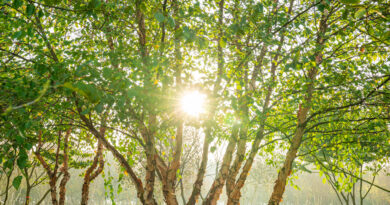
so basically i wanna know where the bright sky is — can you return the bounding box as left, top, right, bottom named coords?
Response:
left=180, top=90, right=206, bottom=116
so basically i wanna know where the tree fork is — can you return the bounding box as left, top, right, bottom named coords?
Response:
left=226, top=0, right=295, bottom=203
left=77, top=106, right=147, bottom=204
left=81, top=127, right=105, bottom=205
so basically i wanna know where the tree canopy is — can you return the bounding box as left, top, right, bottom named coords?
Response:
left=1, top=0, right=389, bottom=204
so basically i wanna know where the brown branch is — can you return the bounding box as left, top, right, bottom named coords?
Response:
left=34, top=13, right=59, bottom=62
left=75, top=99, right=146, bottom=204
left=0, top=48, right=36, bottom=63
left=59, top=127, right=71, bottom=205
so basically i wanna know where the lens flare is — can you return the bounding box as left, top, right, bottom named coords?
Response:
left=180, top=91, right=206, bottom=116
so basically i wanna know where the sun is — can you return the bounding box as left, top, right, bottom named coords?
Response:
left=180, top=91, right=206, bottom=116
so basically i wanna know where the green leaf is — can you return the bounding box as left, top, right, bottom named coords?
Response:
left=103, top=67, right=112, bottom=79
left=38, top=9, right=44, bottom=18
left=167, top=16, right=175, bottom=27
left=95, top=102, right=104, bottom=113
left=63, top=82, right=100, bottom=103
left=220, top=37, right=226, bottom=48
left=355, top=8, right=365, bottom=19
left=337, top=176, right=343, bottom=183
left=26, top=4, right=35, bottom=16
left=15, top=135, right=24, bottom=145
left=81, top=108, right=91, bottom=115
left=93, top=0, right=102, bottom=8
left=340, top=0, right=360, bottom=5
left=197, top=37, right=209, bottom=49
left=25, top=143, right=32, bottom=150
left=13, top=31, right=23, bottom=39
left=17, top=154, right=28, bottom=169
left=12, top=176, right=23, bottom=189
left=342, top=9, right=350, bottom=19
left=317, top=4, right=325, bottom=12
left=154, top=12, right=165, bottom=23
left=256, top=3, right=264, bottom=13
left=89, top=0, right=101, bottom=9
left=182, top=27, right=195, bottom=42
left=117, top=184, right=122, bottom=194
left=12, top=0, right=23, bottom=9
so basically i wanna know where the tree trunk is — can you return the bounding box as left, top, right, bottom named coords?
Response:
left=227, top=133, right=263, bottom=205
left=161, top=1, right=183, bottom=202
left=142, top=114, right=158, bottom=205
left=267, top=53, right=318, bottom=205
left=77, top=110, right=147, bottom=204
left=161, top=124, right=182, bottom=205
left=144, top=141, right=157, bottom=205
left=24, top=186, right=31, bottom=205
left=162, top=181, right=179, bottom=205
left=203, top=126, right=239, bottom=205
left=268, top=8, right=328, bottom=204
left=81, top=127, right=105, bottom=205
left=226, top=0, right=294, bottom=203
left=188, top=1, right=225, bottom=204
left=49, top=177, right=58, bottom=205
left=3, top=166, right=14, bottom=205
left=226, top=126, right=247, bottom=197
left=59, top=128, right=71, bottom=205
left=35, top=130, right=59, bottom=205
left=101, top=1, right=150, bottom=202
left=226, top=129, right=246, bottom=205
left=24, top=167, right=31, bottom=205
left=81, top=155, right=98, bottom=205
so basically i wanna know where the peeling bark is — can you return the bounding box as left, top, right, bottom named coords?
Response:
left=59, top=128, right=71, bottom=205
left=144, top=138, right=157, bottom=205
left=35, top=131, right=58, bottom=205
left=81, top=126, right=105, bottom=205
left=34, top=127, right=72, bottom=205
left=161, top=1, right=182, bottom=202
left=77, top=107, right=146, bottom=204
left=203, top=126, right=239, bottom=205
left=162, top=122, right=182, bottom=205
left=187, top=1, right=225, bottom=204
left=268, top=8, right=328, bottom=204
left=226, top=126, right=247, bottom=198
left=227, top=1, right=295, bottom=203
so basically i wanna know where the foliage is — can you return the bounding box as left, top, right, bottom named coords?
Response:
left=0, top=0, right=389, bottom=204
